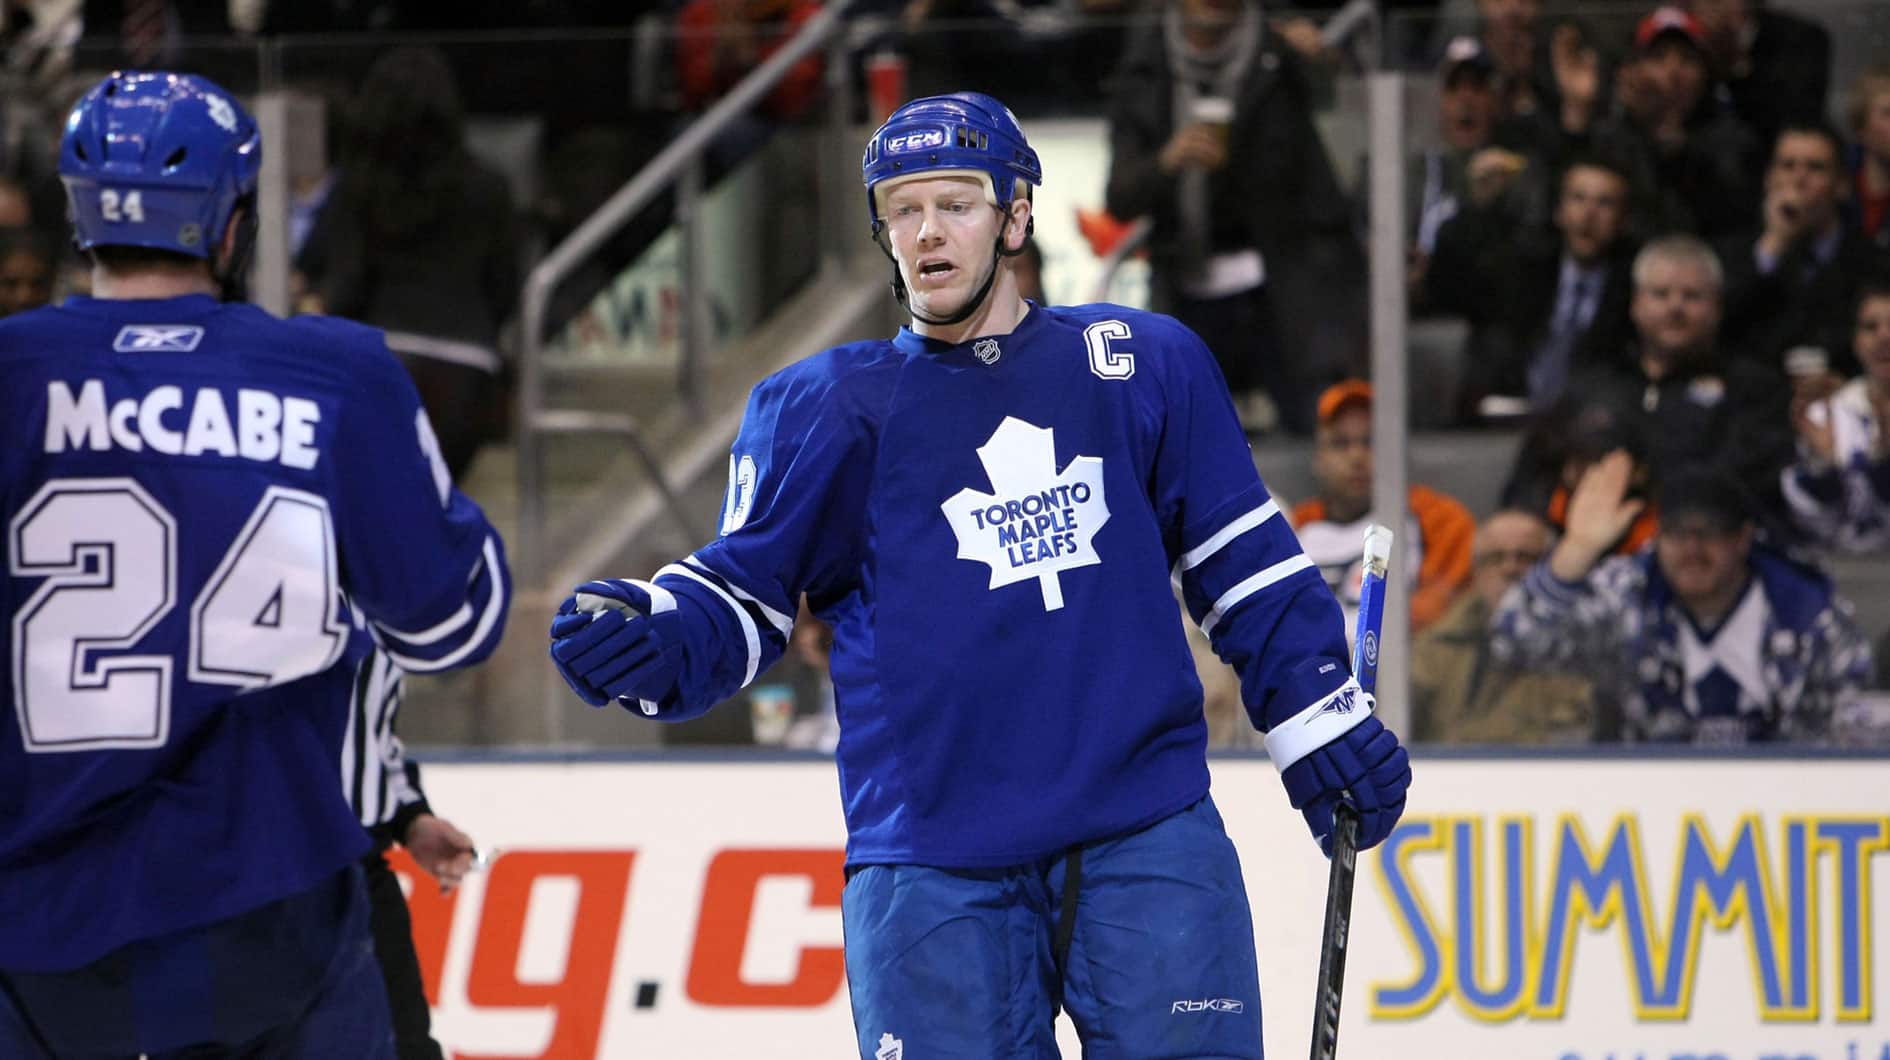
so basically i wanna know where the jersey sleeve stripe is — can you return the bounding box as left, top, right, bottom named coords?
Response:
left=1172, top=499, right=1281, bottom=579
left=657, top=562, right=763, bottom=688
left=684, top=554, right=793, bottom=637
left=373, top=600, right=472, bottom=647
left=1200, top=553, right=1317, bottom=636
left=380, top=536, right=507, bottom=673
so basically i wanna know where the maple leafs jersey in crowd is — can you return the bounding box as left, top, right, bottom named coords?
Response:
left=0, top=295, right=509, bottom=972
left=647, top=303, right=1352, bottom=867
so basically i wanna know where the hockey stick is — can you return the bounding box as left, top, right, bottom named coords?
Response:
left=1309, top=522, right=1391, bottom=1060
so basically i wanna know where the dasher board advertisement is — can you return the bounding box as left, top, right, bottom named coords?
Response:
left=397, top=755, right=1889, bottom=1059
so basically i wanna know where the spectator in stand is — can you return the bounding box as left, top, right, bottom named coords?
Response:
left=1105, top=0, right=1361, bottom=435
left=1848, top=67, right=1890, bottom=251
left=676, top=0, right=823, bottom=122
left=1559, top=233, right=1796, bottom=538
left=782, top=598, right=840, bottom=751
left=1687, top=0, right=1831, bottom=152
left=1291, top=380, right=1476, bottom=637
left=1781, top=281, right=1890, bottom=552
left=1721, top=122, right=1890, bottom=377
left=1412, top=509, right=1598, bottom=743
left=78, top=0, right=230, bottom=67
left=1013, top=234, right=1045, bottom=304
left=300, top=45, right=520, bottom=482
left=1501, top=392, right=1661, bottom=555
left=1410, top=36, right=1511, bottom=265
left=1494, top=457, right=1873, bottom=745
left=1473, top=0, right=1554, bottom=125
left=1434, top=152, right=1637, bottom=420
left=0, top=225, right=53, bottom=317
left=0, top=178, right=29, bottom=229
left=1593, top=7, right=1761, bottom=241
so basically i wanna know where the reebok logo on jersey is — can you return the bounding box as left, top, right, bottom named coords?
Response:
left=113, top=325, right=205, bottom=352
left=1172, top=998, right=1245, bottom=1014
left=940, top=417, right=1110, bottom=612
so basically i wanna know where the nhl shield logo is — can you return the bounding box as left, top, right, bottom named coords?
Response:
left=972, top=338, right=1001, bottom=365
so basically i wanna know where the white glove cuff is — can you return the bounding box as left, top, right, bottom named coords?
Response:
left=1263, top=677, right=1374, bottom=772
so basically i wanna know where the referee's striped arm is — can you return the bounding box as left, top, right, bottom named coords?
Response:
left=340, top=649, right=428, bottom=830
left=370, top=535, right=508, bottom=673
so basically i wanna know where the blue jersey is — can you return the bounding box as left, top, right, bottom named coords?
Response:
left=650, top=304, right=1351, bottom=866
left=0, top=294, right=509, bottom=972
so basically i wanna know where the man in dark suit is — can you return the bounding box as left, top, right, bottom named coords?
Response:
left=1689, top=0, right=1832, bottom=153
left=1721, top=122, right=1890, bottom=377
left=1431, top=153, right=1638, bottom=422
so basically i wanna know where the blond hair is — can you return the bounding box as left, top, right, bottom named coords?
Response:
left=1632, top=233, right=1723, bottom=293
left=1847, top=66, right=1890, bottom=135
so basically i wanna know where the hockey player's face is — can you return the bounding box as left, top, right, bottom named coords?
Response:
left=884, top=175, right=1005, bottom=319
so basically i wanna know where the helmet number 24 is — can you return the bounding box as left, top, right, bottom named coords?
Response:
left=99, top=189, right=145, bottom=223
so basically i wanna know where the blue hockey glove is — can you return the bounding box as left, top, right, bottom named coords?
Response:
left=1266, top=681, right=1410, bottom=856
left=547, top=579, right=684, bottom=713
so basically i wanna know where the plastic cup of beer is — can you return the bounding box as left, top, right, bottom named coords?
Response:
left=1191, top=96, right=1234, bottom=148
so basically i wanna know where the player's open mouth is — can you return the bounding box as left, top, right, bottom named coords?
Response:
left=917, top=260, right=956, bottom=283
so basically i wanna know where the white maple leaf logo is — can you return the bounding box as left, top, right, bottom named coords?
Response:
left=940, top=416, right=1110, bottom=611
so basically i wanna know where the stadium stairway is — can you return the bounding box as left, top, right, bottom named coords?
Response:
left=399, top=253, right=897, bottom=748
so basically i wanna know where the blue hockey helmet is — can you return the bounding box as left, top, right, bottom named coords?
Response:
left=59, top=71, right=261, bottom=260
left=861, top=92, right=1042, bottom=233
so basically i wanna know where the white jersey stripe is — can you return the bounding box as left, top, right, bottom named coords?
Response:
left=658, top=563, right=763, bottom=688
left=382, top=537, right=506, bottom=673
left=1172, top=499, right=1281, bottom=581
left=685, top=554, right=793, bottom=637
left=1200, top=553, right=1315, bottom=636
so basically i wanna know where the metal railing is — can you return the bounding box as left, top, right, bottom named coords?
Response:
left=514, top=0, right=861, bottom=584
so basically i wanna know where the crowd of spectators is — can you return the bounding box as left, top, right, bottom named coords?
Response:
left=0, top=0, right=1882, bottom=749
left=1395, top=0, right=1889, bottom=747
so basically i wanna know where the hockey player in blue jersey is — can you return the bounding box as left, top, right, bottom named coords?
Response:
left=549, top=92, right=1409, bottom=1058
left=0, top=72, right=510, bottom=1058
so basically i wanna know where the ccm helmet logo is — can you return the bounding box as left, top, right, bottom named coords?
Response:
left=886, top=129, right=947, bottom=153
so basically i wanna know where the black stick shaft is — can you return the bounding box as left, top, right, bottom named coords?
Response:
left=1309, top=804, right=1360, bottom=1060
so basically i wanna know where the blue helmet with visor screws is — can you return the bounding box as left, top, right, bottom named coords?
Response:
left=861, top=92, right=1042, bottom=325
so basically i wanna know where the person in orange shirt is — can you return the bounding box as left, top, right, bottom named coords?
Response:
left=676, top=0, right=824, bottom=121
left=1290, top=380, right=1476, bottom=635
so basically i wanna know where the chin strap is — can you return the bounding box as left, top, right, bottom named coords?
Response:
left=873, top=205, right=1033, bottom=328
